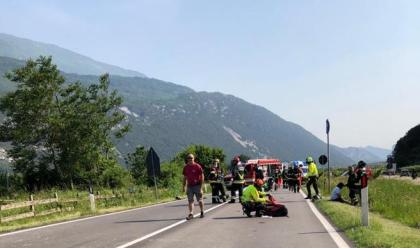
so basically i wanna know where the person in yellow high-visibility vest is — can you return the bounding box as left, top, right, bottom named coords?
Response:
left=241, top=179, right=268, bottom=217
left=305, top=156, right=320, bottom=200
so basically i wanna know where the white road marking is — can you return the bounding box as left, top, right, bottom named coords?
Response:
left=115, top=202, right=228, bottom=248
left=0, top=199, right=181, bottom=238
left=300, top=191, right=351, bottom=248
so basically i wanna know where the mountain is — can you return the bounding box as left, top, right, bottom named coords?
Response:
left=0, top=33, right=145, bottom=77
left=0, top=33, right=356, bottom=165
left=334, top=145, right=391, bottom=164
left=364, top=146, right=392, bottom=161
left=0, top=55, right=353, bottom=166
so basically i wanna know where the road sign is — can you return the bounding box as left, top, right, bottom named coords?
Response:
left=146, top=147, right=160, bottom=200
left=326, top=119, right=330, bottom=134
left=319, top=155, right=328, bottom=165
left=146, top=147, right=160, bottom=178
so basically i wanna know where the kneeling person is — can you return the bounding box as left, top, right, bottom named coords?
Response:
left=241, top=179, right=268, bottom=217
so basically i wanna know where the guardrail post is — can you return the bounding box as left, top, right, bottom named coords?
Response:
left=89, top=193, right=96, bottom=212
left=30, top=194, right=35, bottom=214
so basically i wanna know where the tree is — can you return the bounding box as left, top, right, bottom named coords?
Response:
left=393, top=124, right=420, bottom=168
left=0, top=56, right=129, bottom=190
left=175, top=144, right=226, bottom=177
left=125, top=146, right=148, bottom=185
left=0, top=56, right=64, bottom=190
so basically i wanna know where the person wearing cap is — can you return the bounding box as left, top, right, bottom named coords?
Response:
left=183, top=154, right=205, bottom=220
left=305, top=156, right=320, bottom=200
left=241, top=179, right=268, bottom=217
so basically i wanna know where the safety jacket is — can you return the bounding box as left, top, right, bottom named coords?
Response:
left=307, top=162, right=318, bottom=177
left=233, top=173, right=245, bottom=184
left=241, top=185, right=267, bottom=203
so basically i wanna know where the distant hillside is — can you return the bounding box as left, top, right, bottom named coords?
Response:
left=334, top=145, right=391, bottom=164
left=0, top=33, right=145, bottom=77
left=0, top=56, right=354, bottom=166
left=364, top=146, right=391, bottom=161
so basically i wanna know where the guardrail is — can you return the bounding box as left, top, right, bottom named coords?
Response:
left=0, top=192, right=116, bottom=223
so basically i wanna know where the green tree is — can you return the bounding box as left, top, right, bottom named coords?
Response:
left=125, top=146, right=148, bottom=185
left=175, top=144, right=225, bottom=177
left=0, top=56, right=64, bottom=190
left=393, top=124, right=420, bottom=168
left=0, top=56, right=129, bottom=190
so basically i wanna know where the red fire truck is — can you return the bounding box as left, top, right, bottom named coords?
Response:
left=243, top=159, right=282, bottom=186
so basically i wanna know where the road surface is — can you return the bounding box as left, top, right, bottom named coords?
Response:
left=0, top=189, right=351, bottom=248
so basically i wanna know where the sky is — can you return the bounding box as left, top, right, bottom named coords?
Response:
left=1, top=0, right=420, bottom=150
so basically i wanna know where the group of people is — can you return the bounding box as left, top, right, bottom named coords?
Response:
left=330, top=160, right=368, bottom=205
left=182, top=153, right=320, bottom=219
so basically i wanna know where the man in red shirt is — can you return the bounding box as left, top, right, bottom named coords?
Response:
left=183, top=154, right=205, bottom=220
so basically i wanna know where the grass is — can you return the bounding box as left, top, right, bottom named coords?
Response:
left=309, top=173, right=420, bottom=247
left=316, top=200, right=420, bottom=248
left=317, top=175, right=420, bottom=228
left=369, top=179, right=420, bottom=228
left=0, top=184, right=212, bottom=233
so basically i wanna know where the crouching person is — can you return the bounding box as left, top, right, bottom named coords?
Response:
left=241, top=179, right=268, bottom=217
left=330, top=182, right=346, bottom=203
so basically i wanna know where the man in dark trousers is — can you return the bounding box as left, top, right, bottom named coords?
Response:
left=305, top=156, right=320, bottom=200
left=183, top=154, right=205, bottom=220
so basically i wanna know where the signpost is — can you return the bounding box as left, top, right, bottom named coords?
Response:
left=146, top=147, right=161, bottom=200
left=326, top=119, right=331, bottom=191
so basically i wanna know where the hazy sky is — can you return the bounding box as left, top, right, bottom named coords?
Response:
left=1, top=0, right=420, bottom=150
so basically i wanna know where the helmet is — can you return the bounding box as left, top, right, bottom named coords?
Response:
left=234, top=156, right=240, bottom=162
left=214, top=158, right=220, bottom=163
left=357, top=160, right=366, bottom=168
left=255, top=179, right=264, bottom=187
left=306, top=156, right=314, bottom=163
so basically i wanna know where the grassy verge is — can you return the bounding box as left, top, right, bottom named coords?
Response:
left=317, top=175, right=420, bottom=228
left=0, top=184, right=211, bottom=233
left=315, top=200, right=420, bottom=248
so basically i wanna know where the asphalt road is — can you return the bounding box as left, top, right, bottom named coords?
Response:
left=0, top=189, right=351, bottom=248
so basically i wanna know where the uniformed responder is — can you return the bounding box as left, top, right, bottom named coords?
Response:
left=230, top=166, right=245, bottom=203
left=305, top=156, right=320, bottom=200
left=241, top=179, right=268, bottom=217
left=209, top=159, right=227, bottom=203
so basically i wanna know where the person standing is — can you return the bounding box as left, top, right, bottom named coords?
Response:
left=230, top=167, right=245, bottom=203
left=209, top=158, right=227, bottom=203
left=305, top=156, right=320, bottom=200
left=183, top=154, right=205, bottom=220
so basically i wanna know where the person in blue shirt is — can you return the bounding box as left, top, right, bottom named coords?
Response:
left=330, top=182, right=346, bottom=203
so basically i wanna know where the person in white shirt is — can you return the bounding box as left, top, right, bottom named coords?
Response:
left=330, top=182, right=345, bottom=202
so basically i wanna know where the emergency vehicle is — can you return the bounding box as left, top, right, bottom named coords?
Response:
left=243, top=159, right=282, bottom=185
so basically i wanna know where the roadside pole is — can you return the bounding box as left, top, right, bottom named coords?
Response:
left=151, top=155, right=159, bottom=201
left=326, top=119, right=331, bottom=192
left=361, top=172, right=369, bottom=226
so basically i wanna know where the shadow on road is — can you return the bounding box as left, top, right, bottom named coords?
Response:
left=279, top=200, right=306, bottom=203
left=212, top=216, right=250, bottom=220
left=115, top=218, right=184, bottom=223
left=166, top=203, right=214, bottom=207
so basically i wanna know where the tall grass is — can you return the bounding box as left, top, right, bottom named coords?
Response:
left=316, top=200, right=420, bottom=248
left=316, top=173, right=420, bottom=228
left=369, top=179, right=420, bottom=228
